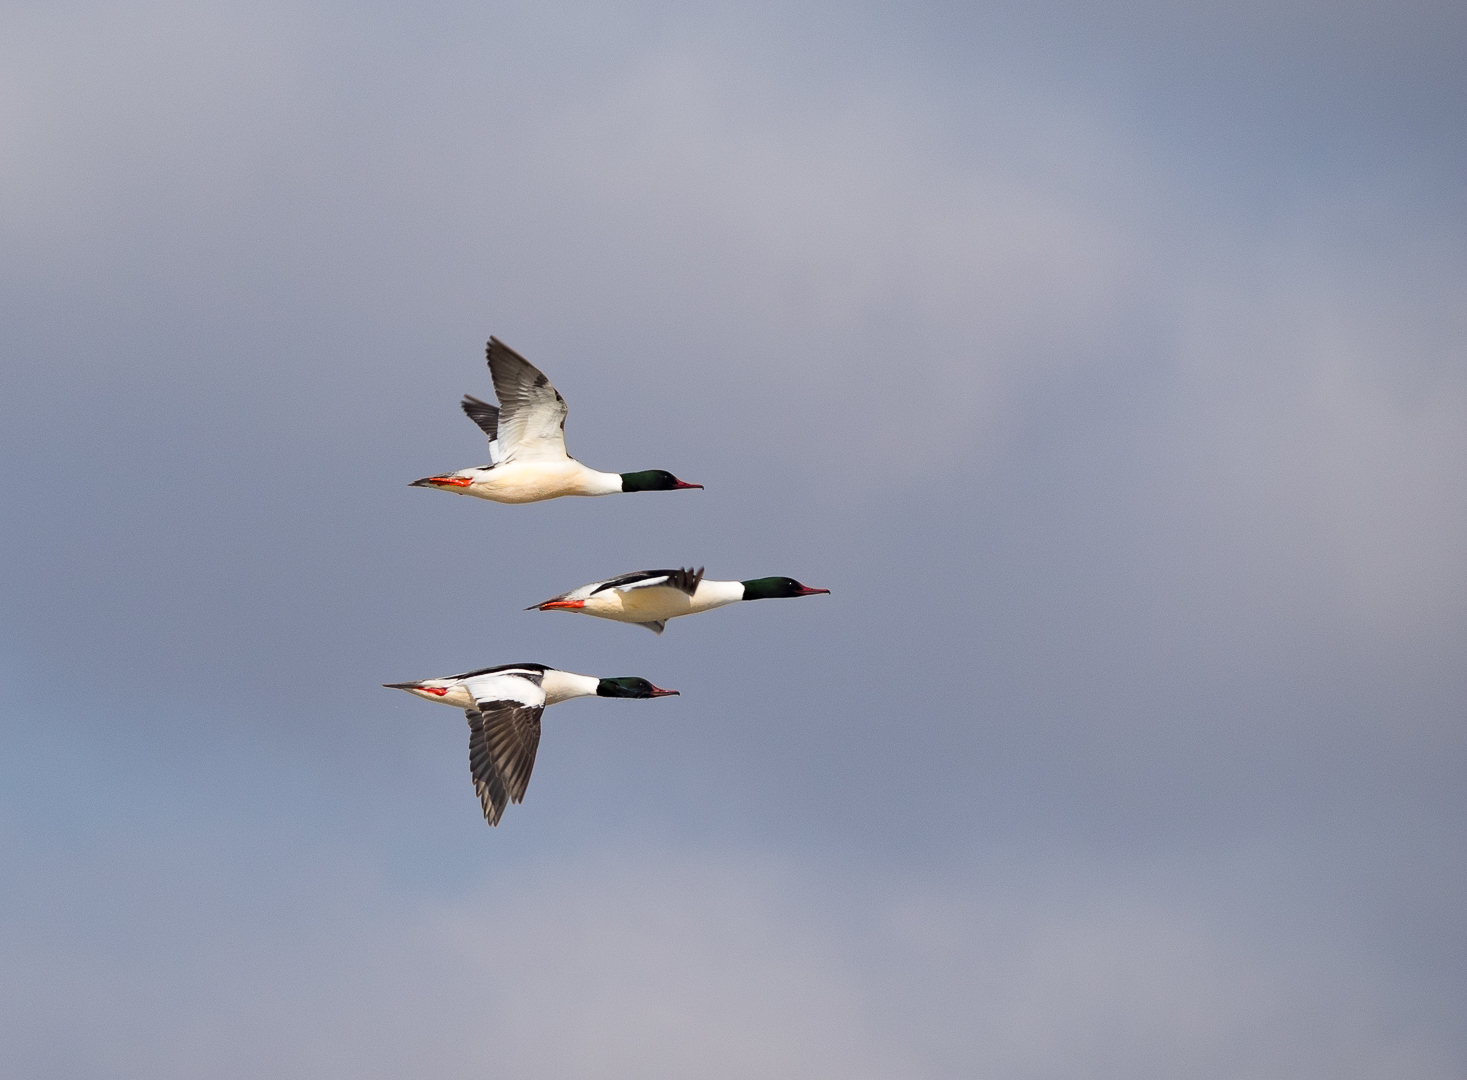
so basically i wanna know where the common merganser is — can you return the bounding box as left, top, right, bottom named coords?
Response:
left=384, top=663, right=677, bottom=826
left=530, top=568, right=830, bottom=634
left=410, top=338, right=702, bottom=503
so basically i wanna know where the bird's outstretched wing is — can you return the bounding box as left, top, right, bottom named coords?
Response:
left=466, top=701, right=544, bottom=826
left=486, top=338, right=570, bottom=463
left=461, top=670, right=547, bottom=827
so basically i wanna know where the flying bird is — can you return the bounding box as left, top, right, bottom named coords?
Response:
left=411, top=337, right=702, bottom=503
left=530, top=567, right=830, bottom=634
left=384, top=663, right=678, bottom=826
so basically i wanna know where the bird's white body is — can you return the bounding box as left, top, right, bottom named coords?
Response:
left=533, top=568, right=829, bottom=633
left=564, top=577, right=744, bottom=623
left=396, top=667, right=600, bottom=709
left=430, top=459, right=623, bottom=504
left=533, top=569, right=741, bottom=633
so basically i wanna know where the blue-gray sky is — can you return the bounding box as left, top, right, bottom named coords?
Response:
left=2, top=1, right=1465, bottom=1076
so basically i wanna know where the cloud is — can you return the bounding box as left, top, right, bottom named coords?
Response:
left=2, top=839, right=1459, bottom=1079
left=1166, top=201, right=1467, bottom=638
left=1, top=2, right=1465, bottom=1076
left=499, top=45, right=1140, bottom=478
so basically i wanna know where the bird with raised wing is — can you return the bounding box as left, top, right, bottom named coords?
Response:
left=530, top=567, right=830, bottom=634
left=410, top=338, right=703, bottom=503
left=384, top=663, right=677, bottom=826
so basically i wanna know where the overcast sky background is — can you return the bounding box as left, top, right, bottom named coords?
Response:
left=2, top=1, right=1466, bottom=1076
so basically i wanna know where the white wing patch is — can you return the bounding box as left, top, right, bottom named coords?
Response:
left=461, top=671, right=546, bottom=710
left=616, top=575, right=674, bottom=592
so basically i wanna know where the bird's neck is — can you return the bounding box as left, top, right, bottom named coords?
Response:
left=694, top=579, right=746, bottom=610
left=573, top=466, right=624, bottom=496
left=541, top=669, right=600, bottom=705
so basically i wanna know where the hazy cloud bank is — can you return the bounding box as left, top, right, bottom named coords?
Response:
left=1, top=0, right=1464, bottom=1076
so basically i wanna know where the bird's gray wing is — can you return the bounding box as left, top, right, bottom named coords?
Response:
left=460, top=394, right=503, bottom=464
left=465, top=707, right=510, bottom=826
left=466, top=700, right=544, bottom=826
left=665, top=567, right=704, bottom=596
left=486, top=337, right=570, bottom=462
left=461, top=394, right=500, bottom=441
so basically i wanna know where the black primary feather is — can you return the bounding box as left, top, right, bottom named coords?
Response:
left=667, top=567, right=705, bottom=596
left=461, top=394, right=499, bottom=441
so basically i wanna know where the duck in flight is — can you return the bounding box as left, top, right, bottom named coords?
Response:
left=411, top=338, right=703, bottom=503
left=385, top=663, right=678, bottom=826
left=530, top=567, right=830, bottom=634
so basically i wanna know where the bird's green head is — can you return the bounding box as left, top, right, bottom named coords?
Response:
left=620, top=470, right=703, bottom=493
left=739, top=577, right=831, bottom=601
left=596, top=677, right=680, bottom=699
